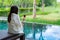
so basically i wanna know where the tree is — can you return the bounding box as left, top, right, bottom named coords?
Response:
left=33, top=0, right=36, bottom=18
left=42, top=0, right=44, bottom=12
left=55, top=0, right=57, bottom=7
left=0, top=0, right=4, bottom=7
left=3, top=0, right=12, bottom=7
left=40, top=0, right=56, bottom=6
left=40, top=0, right=56, bottom=12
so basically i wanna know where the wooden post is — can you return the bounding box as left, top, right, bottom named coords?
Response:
left=20, top=34, right=25, bottom=40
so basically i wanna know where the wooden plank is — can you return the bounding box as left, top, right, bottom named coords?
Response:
left=0, top=30, right=25, bottom=40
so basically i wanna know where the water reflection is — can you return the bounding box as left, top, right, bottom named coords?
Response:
left=23, top=22, right=60, bottom=40
left=43, top=25, right=60, bottom=40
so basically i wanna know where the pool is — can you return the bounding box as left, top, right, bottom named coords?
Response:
left=0, top=21, right=60, bottom=40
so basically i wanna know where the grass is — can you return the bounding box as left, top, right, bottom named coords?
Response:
left=19, top=7, right=60, bottom=25
left=20, top=13, right=60, bottom=25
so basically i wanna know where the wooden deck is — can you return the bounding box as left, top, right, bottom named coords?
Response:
left=0, top=30, right=25, bottom=40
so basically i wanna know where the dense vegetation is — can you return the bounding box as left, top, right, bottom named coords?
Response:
left=0, top=0, right=60, bottom=25
left=0, top=0, right=57, bottom=16
left=0, top=0, right=56, bottom=7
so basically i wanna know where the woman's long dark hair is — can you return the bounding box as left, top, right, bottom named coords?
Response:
left=8, top=6, right=18, bottom=23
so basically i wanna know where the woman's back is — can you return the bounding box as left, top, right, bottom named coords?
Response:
left=8, top=13, right=23, bottom=34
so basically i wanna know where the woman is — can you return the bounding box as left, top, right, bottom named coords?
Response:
left=8, top=6, right=23, bottom=34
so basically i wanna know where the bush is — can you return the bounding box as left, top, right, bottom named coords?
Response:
left=37, top=11, right=50, bottom=15
left=0, top=8, right=10, bottom=16
left=19, top=12, right=32, bottom=17
left=0, top=10, right=9, bottom=16
left=19, top=8, right=39, bottom=13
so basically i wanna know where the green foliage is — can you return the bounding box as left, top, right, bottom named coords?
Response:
left=39, top=0, right=56, bottom=6
left=0, top=0, right=57, bottom=7
left=0, top=7, right=39, bottom=16
left=19, top=11, right=50, bottom=17
left=19, top=8, right=33, bottom=12
left=19, top=12, right=32, bottom=17
left=0, top=10, right=9, bottom=16
left=19, top=8, right=39, bottom=13
left=3, top=0, right=12, bottom=6
left=36, top=11, right=50, bottom=15
left=0, top=6, right=60, bottom=17
left=0, top=8, right=10, bottom=16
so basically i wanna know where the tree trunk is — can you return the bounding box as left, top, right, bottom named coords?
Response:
left=1, top=0, right=4, bottom=7
left=33, top=0, right=36, bottom=18
left=42, top=0, right=44, bottom=12
left=55, top=0, right=57, bottom=8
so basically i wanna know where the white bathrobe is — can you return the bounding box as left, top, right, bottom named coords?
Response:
left=8, top=13, right=23, bottom=34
